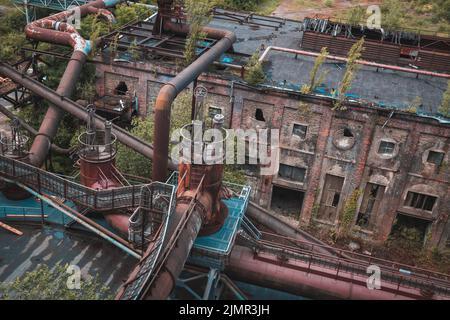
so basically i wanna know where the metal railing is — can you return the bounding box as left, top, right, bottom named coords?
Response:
left=119, top=181, right=177, bottom=300
left=12, top=0, right=92, bottom=11
left=0, top=154, right=146, bottom=211
left=0, top=206, right=43, bottom=222
left=240, top=231, right=450, bottom=297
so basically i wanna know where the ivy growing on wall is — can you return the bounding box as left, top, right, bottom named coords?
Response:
left=337, top=189, right=362, bottom=239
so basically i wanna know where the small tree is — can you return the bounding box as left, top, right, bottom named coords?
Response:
left=110, top=33, right=120, bottom=63
left=382, top=0, right=404, bottom=30
left=346, top=6, right=367, bottom=27
left=114, top=2, right=154, bottom=29
left=333, top=37, right=365, bottom=111
left=439, top=80, right=450, bottom=118
left=0, top=264, right=112, bottom=300
left=128, top=39, right=141, bottom=61
left=116, top=92, right=192, bottom=178
left=303, top=47, right=329, bottom=94
left=184, top=0, right=216, bottom=65
left=244, top=52, right=265, bottom=86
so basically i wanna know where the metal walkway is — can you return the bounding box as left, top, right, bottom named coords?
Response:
left=0, top=154, right=146, bottom=211
left=238, top=231, right=450, bottom=299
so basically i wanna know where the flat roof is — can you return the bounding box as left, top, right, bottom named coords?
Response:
left=104, top=9, right=449, bottom=122
left=207, top=10, right=449, bottom=119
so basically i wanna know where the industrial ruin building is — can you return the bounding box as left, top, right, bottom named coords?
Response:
left=89, top=10, right=450, bottom=249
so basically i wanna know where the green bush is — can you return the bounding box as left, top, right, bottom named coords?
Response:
left=0, top=264, right=112, bottom=300
left=324, top=0, right=334, bottom=8
left=244, top=52, right=265, bottom=86
left=221, top=0, right=263, bottom=11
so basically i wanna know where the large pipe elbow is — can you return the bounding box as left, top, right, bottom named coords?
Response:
left=152, top=84, right=177, bottom=182
left=151, top=24, right=236, bottom=182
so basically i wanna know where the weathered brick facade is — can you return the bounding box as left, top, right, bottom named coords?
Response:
left=95, top=61, right=450, bottom=249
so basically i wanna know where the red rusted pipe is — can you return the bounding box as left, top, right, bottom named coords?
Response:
left=26, top=0, right=122, bottom=167
left=226, top=245, right=449, bottom=300
left=152, top=21, right=236, bottom=182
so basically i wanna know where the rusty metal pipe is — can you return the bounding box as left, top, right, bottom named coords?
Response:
left=0, top=62, right=173, bottom=169
left=26, top=0, right=122, bottom=167
left=152, top=21, right=236, bottom=182
left=143, top=201, right=203, bottom=299
left=28, top=51, right=87, bottom=165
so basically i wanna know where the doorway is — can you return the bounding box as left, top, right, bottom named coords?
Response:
left=270, top=185, right=305, bottom=219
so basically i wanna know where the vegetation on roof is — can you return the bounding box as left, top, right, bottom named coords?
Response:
left=244, top=52, right=266, bottom=86
left=439, top=81, right=450, bottom=118
left=333, top=37, right=365, bottom=111
left=301, top=46, right=329, bottom=95
left=184, top=0, right=216, bottom=65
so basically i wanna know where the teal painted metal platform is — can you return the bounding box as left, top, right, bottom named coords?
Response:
left=166, top=172, right=251, bottom=270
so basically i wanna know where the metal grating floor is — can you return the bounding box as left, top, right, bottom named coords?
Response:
left=193, top=197, right=247, bottom=255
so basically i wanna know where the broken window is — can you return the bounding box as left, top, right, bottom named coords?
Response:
left=378, top=141, right=395, bottom=155
left=427, top=151, right=445, bottom=166
left=278, top=164, right=306, bottom=182
left=404, top=191, right=437, bottom=211
left=208, top=106, right=222, bottom=118
left=318, top=174, right=345, bottom=222
left=333, top=128, right=355, bottom=150
left=390, top=213, right=431, bottom=246
left=292, top=124, right=307, bottom=139
left=330, top=192, right=340, bottom=207
left=343, top=128, right=354, bottom=137
left=357, top=183, right=385, bottom=228
left=271, top=185, right=305, bottom=218
left=114, top=81, right=128, bottom=95
left=255, top=108, right=266, bottom=122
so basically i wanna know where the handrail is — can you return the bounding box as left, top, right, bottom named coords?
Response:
left=136, top=175, right=206, bottom=299
left=259, top=231, right=450, bottom=282
left=242, top=233, right=450, bottom=297
left=118, top=183, right=177, bottom=300
left=0, top=154, right=145, bottom=211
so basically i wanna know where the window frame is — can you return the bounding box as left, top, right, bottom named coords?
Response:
left=292, top=123, right=308, bottom=140
left=208, top=106, right=222, bottom=118
left=404, top=191, right=437, bottom=212
left=378, top=140, right=396, bottom=155
left=426, top=150, right=445, bottom=166
left=278, top=163, right=307, bottom=183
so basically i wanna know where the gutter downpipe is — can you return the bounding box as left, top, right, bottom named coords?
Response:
left=26, top=0, right=122, bottom=167
left=152, top=20, right=236, bottom=182
left=259, top=46, right=450, bottom=79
